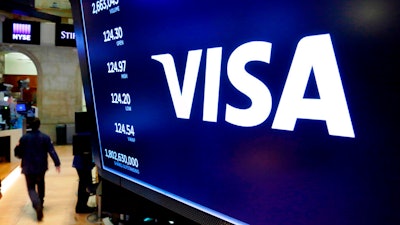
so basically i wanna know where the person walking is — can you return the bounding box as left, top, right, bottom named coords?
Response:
left=16, top=117, right=61, bottom=221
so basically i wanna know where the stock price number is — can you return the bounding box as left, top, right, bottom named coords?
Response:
left=92, top=0, right=119, bottom=14
left=107, top=60, right=126, bottom=73
left=111, top=93, right=131, bottom=105
left=104, top=148, right=139, bottom=168
left=114, top=122, right=135, bottom=137
left=103, top=26, right=123, bottom=42
left=104, top=148, right=117, bottom=160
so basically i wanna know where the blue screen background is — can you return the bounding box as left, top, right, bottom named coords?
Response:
left=80, top=0, right=400, bottom=224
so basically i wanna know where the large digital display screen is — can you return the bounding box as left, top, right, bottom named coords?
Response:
left=71, top=0, right=400, bottom=224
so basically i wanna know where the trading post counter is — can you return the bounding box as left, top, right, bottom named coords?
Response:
left=0, top=128, right=23, bottom=163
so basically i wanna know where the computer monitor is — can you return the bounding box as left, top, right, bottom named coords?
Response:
left=15, top=103, right=27, bottom=113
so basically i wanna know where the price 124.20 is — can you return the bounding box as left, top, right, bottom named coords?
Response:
left=111, top=92, right=131, bottom=105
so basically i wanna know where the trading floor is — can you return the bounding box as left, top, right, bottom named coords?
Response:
left=0, top=145, right=98, bottom=225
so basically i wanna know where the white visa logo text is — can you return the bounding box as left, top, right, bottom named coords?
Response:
left=151, top=34, right=355, bottom=138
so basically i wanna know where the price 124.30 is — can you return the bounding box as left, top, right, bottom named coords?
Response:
left=103, top=26, right=123, bottom=42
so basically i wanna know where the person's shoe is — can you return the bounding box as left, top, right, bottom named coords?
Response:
left=36, top=206, right=43, bottom=221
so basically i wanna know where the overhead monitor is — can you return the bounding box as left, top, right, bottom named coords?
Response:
left=2, top=19, right=40, bottom=45
left=70, top=0, right=400, bottom=224
left=55, top=23, right=76, bottom=47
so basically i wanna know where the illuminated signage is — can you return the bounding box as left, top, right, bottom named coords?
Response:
left=61, top=31, right=75, bottom=40
left=152, top=34, right=354, bottom=138
left=55, top=23, right=76, bottom=47
left=12, top=23, right=31, bottom=41
left=2, top=20, right=40, bottom=45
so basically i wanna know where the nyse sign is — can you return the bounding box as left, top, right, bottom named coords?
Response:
left=12, top=23, right=32, bottom=41
left=152, top=34, right=355, bottom=138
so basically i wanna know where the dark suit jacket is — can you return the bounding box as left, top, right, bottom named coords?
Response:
left=19, top=130, right=61, bottom=174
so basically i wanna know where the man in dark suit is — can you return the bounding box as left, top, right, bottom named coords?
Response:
left=17, top=117, right=61, bottom=221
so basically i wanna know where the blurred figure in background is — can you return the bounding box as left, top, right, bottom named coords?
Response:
left=16, top=117, right=61, bottom=221
left=73, top=153, right=95, bottom=213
